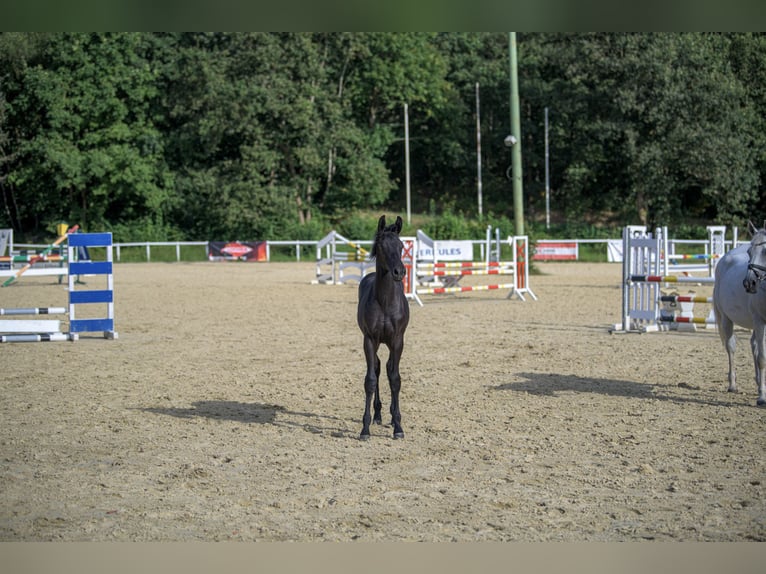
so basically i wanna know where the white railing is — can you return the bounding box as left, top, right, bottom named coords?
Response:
left=9, top=236, right=745, bottom=264
left=113, top=241, right=208, bottom=262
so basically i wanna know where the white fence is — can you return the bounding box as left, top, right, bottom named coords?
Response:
left=7, top=236, right=745, bottom=264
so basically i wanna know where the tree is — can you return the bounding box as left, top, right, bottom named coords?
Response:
left=1, top=32, right=174, bottom=239
left=3, top=33, right=766, bottom=242
left=518, top=33, right=762, bottom=228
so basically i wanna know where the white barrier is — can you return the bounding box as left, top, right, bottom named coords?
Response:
left=614, top=225, right=724, bottom=333
left=312, top=231, right=373, bottom=285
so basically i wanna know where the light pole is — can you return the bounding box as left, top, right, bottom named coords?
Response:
left=404, top=103, right=411, bottom=225
left=509, top=32, right=524, bottom=236
left=476, top=82, right=483, bottom=219
left=545, top=106, right=550, bottom=230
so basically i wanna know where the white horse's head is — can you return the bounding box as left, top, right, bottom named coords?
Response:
left=744, top=224, right=766, bottom=294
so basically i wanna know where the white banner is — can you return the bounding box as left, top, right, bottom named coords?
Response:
left=418, top=240, right=474, bottom=261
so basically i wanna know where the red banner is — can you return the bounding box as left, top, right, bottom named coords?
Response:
left=533, top=241, right=578, bottom=261
left=208, top=241, right=267, bottom=262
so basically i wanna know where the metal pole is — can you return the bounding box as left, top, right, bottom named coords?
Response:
left=404, top=103, right=411, bottom=226
left=476, top=82, right=483, bottom=219
left=545, top=106, right=550, bottom=230
left=509, top=32, right=524, bottom=236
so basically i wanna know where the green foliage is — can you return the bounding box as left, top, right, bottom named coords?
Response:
left=333, top=212, right=383, bottom=243
left=2, top=33, right=766, bottom=244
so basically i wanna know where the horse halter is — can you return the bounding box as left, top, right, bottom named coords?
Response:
left=747, top=262, right=766, bottom=282
left=746, top=239, right=766, bottom=282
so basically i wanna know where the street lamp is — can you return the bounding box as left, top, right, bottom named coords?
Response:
left=504, top=135, right=517, bottom=181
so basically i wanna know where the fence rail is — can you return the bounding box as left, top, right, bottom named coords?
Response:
left=9, top=236, right=744, bottom=264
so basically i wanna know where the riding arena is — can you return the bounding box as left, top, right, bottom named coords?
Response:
left=0, top=222, right=764, bottom=542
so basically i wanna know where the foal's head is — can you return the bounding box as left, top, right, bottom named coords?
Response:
left=744, top=222, right=766, bottom=294
left=371, top=215, right=406, bottom=282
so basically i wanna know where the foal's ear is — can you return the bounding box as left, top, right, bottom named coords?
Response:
left=394, top=216, right=403, bottom=234
left=749, top=220, right=758, bottom=236
left=378, top=215, right=387, bottom=232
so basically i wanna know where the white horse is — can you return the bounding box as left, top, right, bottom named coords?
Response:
left=713, top=223, right=766, bottom=406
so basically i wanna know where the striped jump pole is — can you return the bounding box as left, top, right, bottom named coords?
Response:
left=658, top=315, right=716, bottom=325
left=659, top=295, right=712, bottom=304
left=430, top=268, right=508, bottom=277
left=629, top=274, right=715, bottom=285
left=665, top=253, right=716, bottom=261
left=0, top=307, right=67, bottom=316
left=416, top=283, right=516, bottom=295
left=2, top=224, right=78, bottom=287
left=0, top=333, right=70, bottom=343
left=0, top=254, right=67, bottom=263
left=0, top=307, right=65, bottom=341
left=417, top=261, right=514, bottom=269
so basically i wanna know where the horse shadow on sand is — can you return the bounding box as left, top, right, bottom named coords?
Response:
left=492, top=372, right=740, bottom=408
left=139, top=401, right=357, bottom=438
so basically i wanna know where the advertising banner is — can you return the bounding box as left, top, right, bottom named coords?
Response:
left=208, top=241, right=267, bottom=262
left=532, top=241, right=578, bottom=261
left=417, top=240, right=474, bottom=261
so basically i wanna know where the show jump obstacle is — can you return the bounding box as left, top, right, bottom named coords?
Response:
left=0, top=232, right=117, bottom=342
left=0, top=225, right=77, bottom=286
left=614, top=225, right=727, bottom=333
left=313, top=226, right=536, bottom=306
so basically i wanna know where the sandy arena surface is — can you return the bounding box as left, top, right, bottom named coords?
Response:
left=0, top=261, right=764, bottom=541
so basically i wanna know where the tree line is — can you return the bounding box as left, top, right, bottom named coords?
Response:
left=1, top=32, right=764, bottom=243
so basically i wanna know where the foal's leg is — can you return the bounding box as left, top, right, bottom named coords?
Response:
left=373, top=354, right=383, bottom=425
left=360, top=336, right=379, bottom=439
left=386, top=340, right=405, bottom=439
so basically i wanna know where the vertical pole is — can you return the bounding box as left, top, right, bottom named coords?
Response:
left=545, top=106, right=550, bottom=230
left=404, top=103, right=411, bottom=226
left=622, top=227, right=629, bottom=332
left=476, top=82, right=483, bottom=219
left=509, top=32, right=524, bottom=236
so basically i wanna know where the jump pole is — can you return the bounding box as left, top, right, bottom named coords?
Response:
left=658, top=315, right=716, bottom=326
left=0, top=307, right=67, bottom=315
left=417, top=283, right=516, bottom=295
left=1, top=333, right=70, bottom=343
left=629, top=274, right=715, bottom=285
left=417, top=261, right=514, bottom=269
left=658, top=295, right=712, bottom=304
left=0, top=307, right=65, bottom=340
left=2, top=224, right=79, bottom=287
